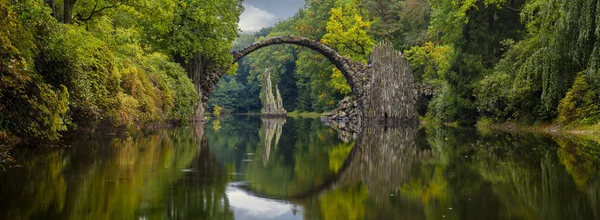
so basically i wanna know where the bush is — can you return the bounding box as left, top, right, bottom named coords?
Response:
left=1, top=1, right=199, bottom=143
left=427, top=84, right=476, bottom=124
left=37, top=24, right=120, bottom=125
left=0, top=1, right=69, bottom=141
left=557, top=74, right=599, bottom=124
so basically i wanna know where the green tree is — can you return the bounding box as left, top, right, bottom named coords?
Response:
left=407, top=0, right=525, bottom=123
left=476, top=0, right=600, bottom=123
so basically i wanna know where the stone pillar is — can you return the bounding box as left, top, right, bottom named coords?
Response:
left=261, top=70, right=286, bottom=116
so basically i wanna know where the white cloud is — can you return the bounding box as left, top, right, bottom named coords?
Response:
left=238, top=3, right=277, bottom=34
left=227, top=186, right=295, bottom=219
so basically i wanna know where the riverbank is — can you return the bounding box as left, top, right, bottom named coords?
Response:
left=477, top=122, right=600, bottom=135
left=215, top=112, right=324, bottom=118
left=286, top=111, right=324, bottom=118
left=419, top=117, right=600, bottom=138
left=475, top=119, right=600, bottom=137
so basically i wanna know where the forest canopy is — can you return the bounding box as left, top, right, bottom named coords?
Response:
left=0, top=0, right=241, bottom=143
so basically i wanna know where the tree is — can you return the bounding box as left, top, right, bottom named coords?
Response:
left=407, top=0, right=525, bottom=123
left=141, top=0, right=242, bottom=68
left=361, top=0, right=402, bottom=42
left=476, top=0, right=600, bottom=123
left=321, top=5, right=374, bottom=61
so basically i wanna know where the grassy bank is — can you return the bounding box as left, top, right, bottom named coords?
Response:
left=286, top=111, right=325, bottom=118
left=418, top=116, right=600, bottom=138
left=475, top=118, right=600, bottom=137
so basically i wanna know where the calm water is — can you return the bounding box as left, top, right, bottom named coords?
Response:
left=1, top=116, right=599, bottom=219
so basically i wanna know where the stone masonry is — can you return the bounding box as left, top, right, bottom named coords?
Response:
left=196, top=36, right=418, bottom=125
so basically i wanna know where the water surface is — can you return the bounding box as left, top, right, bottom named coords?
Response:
left=1, top=116, right=599, bottom=219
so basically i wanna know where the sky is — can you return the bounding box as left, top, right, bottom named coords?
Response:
left=238, top=0, right=306, bottom=34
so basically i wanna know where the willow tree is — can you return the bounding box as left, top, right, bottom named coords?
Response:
left=476, top=0, right=600, bottom=123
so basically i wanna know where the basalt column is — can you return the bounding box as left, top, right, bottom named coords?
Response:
left=261, top=70, right=286, bottom=116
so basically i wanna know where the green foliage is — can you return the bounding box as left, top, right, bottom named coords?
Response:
left=405, top=41, right=453, bottom=83
left=39, top=24, right=120, bottom=124
left=321, top=6, right=374, bottom=61
left=208, top=33, right=262, bottom=113
left=321, top=3, right=373, bottom=96
left=0, top=0, right=69, bottom=141
left=427, top=84, right=476, bottom=123
left=407, top=0, right=527, bottom=123
left=474, top=0, right=600, bottom=124
left=139, top=0, right=242, bottom=68
left=1, top=0, right=239, bottom=143
left=210, top=1, right=358, bottom=114
left=557, top=74, right=600, bottom=124
left=361, top=0, right=431, bottom=50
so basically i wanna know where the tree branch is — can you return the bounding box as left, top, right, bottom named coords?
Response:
left=78, top=0, right=134, bottom=22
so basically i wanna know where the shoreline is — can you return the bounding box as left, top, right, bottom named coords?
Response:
left=419, top=117, right=600, bottom=138
left=475, top=121, right=600, bottom=137
left=214, top=112, right=325, bottom=118
left=5, top=117, right=599, bottom=148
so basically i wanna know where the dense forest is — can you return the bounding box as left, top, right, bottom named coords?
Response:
left=0, top=0, right=241, bottom=143
left=2, top=0, right=600, bottom=144
left=211, top=0, right=600, bottom=126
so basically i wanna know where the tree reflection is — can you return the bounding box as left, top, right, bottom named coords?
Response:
left=2, top=118, right=600, bottom=220
left=243, top=118, right=347, bottom=198
left=0, top=125, right=234, bottom=220
left=261, top=117, right=286, bottom=166
left=298, top=125, right=600, bottom=220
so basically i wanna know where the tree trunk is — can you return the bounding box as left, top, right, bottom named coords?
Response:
left=44, top=0, right=57, bottom=19
left=63, top=0, right=76, bottom=24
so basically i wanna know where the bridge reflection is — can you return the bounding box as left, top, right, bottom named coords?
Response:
left=241, top=118, right=426, bottom=204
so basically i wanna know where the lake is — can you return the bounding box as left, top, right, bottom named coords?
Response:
left=0, top=116, right=599, bottom=219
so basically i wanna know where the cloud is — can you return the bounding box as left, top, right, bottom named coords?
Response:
left=227, top=186, right=294, bottom=219
left=238, top=3, right=277, bottom=34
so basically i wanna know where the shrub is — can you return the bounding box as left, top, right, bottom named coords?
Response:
left=557, top=74, right=599, bottom=124
left=0, top=1, right=69, bottom=141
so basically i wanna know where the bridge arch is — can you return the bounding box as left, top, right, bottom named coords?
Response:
left=231, top=36, right=359, bottom=88
left=195, top=35, right=417, bottom=125
left=228, top=35, right=364, bottom=113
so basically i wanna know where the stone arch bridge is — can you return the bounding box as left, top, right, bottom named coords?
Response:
left=191, top=36, right=418, bottom=124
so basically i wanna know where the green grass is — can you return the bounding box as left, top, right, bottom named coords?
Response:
left=286, top=111, right=324, bottom=118
left=474, top=117, right=600, bottom=137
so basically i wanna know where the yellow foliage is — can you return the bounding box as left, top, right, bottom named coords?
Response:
left=213, top=105, right=223, bottom=118
left=405, top=41, right=454, bottom=81
left=557, top=74, right=599, bottom=124
left=321, top=6, right=374, bottom=62
left=319, top=184, right=368, bottom=220
left=212, top=120, right=221, bottom=132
